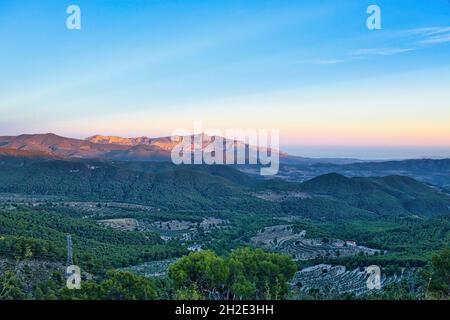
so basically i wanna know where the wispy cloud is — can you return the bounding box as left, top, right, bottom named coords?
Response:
left=403, top=27, right=450, bottom=36
left=419, top=33, right=450, bottom=45
left=402, top=26, right=450, bottom=45
left=350, top=26, right=450, bottom=59
left=352, top=48, right=414, bottom=56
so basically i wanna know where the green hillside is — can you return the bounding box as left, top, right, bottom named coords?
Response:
left=0, top=158, right=449, bottom=219
left=0, top=157, right=449, bottom=300
left=299, top=173, right=450, bottom=217
left=0, top=158, right=280, bottom=214
left=0, top=208, right=185, bottom=273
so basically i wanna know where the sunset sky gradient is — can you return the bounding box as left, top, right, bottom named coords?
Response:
left=1, top=0, right=450, bottom=158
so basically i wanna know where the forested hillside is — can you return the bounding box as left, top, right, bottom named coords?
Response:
left=0, top=155, right=449, bottom=300
left=0, top=158, right=449, bottom=219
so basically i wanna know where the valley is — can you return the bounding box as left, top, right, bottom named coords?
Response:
left=0, top=143, right=449, bottom=300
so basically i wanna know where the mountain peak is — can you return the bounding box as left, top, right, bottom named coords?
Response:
left=300, top=173, right=358, bottom=194
left=308, top=172, right=349, bottom=182
left=85, top=135, right=149, bottom=146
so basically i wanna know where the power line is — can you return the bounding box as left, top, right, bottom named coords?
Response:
left=66, top=234, right=73, bottom=266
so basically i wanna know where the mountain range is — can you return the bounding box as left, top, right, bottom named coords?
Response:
left=0, top=133, right=286, bottom=162
left=0, top=133, right=161, bottom=160
left=274, top=159, right=450, bottom=189
left=1, top=133, right=449, bottom=189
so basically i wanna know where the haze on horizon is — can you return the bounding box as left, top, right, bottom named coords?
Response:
left=1, top=0, right=450, bottom=159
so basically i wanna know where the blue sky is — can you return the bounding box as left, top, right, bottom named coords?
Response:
left=1, top=0, right=450, bottom=158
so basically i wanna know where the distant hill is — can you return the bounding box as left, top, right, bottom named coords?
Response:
left=0, top=156, right=449, bottom=219
left=0, top=147, right=53, bottom=158
left=311, top=159, right=450, bottom=177
left=0, top=156, right=279, bottom=213
left=0, top=133, right=358, bottom=165
left=0, top=133, right=130, bottom=158
left=284, top=159, right=450, bottom=188
left=298, top=173, right=450, bottom=217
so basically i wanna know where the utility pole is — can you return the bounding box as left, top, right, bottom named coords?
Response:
left=65, top=234, right=81, bottom=289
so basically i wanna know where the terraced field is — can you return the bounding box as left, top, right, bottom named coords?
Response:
left=251, top=225, right=382, bottom=260
left=292, top=264, right=415, bottom=297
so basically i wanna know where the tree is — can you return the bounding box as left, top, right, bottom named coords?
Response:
left=169, top=250, right=228, bottom=299
left=427, top=247, right=450, bottom=299
left=100, top=270, right=158, bottom=300
left=227, top=247, right=297, bottom=300
left=0, top=244, right=33, bottom=300
left=174, top=284, right=204, bottom=300
left=61, top=270, right=158, bottom=300
left=168, top=248, right=297, bottom=300
left=0, top=271, right=26, bottom=300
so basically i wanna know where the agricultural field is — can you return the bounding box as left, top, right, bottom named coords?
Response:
left=291, top=264, right=416, bottom=298
left=141, top=217, right=228, bottom=240
left=98, top=218, right=140, bottom=232
left=252, top=191, right=312, bottom=202
left=0, top=193, right=64, bottom=210
left=150, top=217, right=226, bottom=231
left=0, top=193, right=155, bottom=218
left=252, top=225, right=383, bottom=260
left=121, top=258, right=178, bottom=278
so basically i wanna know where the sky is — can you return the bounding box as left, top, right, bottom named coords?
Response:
left=1, top=0, right=450, bottom=159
